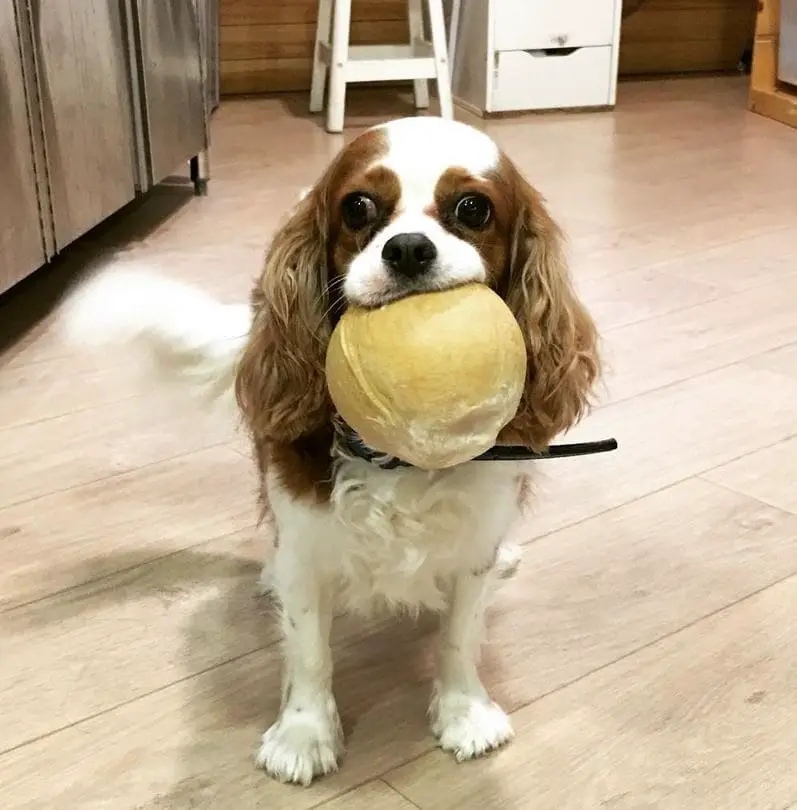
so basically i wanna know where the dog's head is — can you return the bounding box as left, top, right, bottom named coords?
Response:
left=236, top=117, right=600, bottom=451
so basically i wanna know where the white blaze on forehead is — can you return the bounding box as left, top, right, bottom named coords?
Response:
left=374, top=117, right=500, bottom=209
left=343, top=118, right=497, bottom=306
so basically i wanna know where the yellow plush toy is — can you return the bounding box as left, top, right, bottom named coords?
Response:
left=326, top=284, right=527, bottom=470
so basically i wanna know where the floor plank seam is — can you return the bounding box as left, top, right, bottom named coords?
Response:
left=0, top=390, right=153, bottom=435
left=597, top=348, right=797, bottom=412
left=0, top=438, right=235, bottom=513
left=521, top=429, right=797, bottom=550
left=0, top=643, right=266, bottom=759
left=694, top=474, right=797, bottom=517
left=572, top=222, right=797, bottom=286
left=690, top=429, right=797, bottom=483
left=0, top=516, right=256, bottom=615
left=579, top=348, right=797, bottom=419
left=384, top=780, right=425, bottom=809
left=308, top=783, right=368, bottom=809
left=596, top=272, right=797, bottom=337
left=497, top=568, right=797, bottom=719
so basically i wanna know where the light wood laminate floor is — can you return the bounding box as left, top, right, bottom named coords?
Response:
left=1, top=77, right=796, bottom=809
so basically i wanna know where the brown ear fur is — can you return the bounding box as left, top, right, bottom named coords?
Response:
left=501, top=176, right=601, bottom=449
left=234, top=189, right=333, bottom=446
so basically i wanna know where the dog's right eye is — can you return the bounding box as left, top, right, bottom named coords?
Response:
left=454, top=193, right=492, bottom=229
left=341, top=193, right=378, bottom=230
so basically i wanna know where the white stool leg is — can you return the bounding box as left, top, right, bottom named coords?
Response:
left=426, top=0, right=453, bottom=119
left=310, top=0, right=334, bottom=113
left=447, top=0, right=462, bottom=80
left=408, top=0, right=429, bottom=109
left=326, top=0, right=352, bottom=133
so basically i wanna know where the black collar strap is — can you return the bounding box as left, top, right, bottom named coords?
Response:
left=333, top=420, right=618, bottom=471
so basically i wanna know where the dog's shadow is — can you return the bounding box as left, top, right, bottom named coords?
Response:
left=18, top=529, right=513, bottom=807
left=150, top=552, right=512, bottom=808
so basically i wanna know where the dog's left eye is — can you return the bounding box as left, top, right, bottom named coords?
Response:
left=454, top=194, right=492, bottom=229
left=341, top=193, right=378, bottom=230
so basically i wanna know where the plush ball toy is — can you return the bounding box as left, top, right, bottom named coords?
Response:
left=326, top=283, right=527, bottom=470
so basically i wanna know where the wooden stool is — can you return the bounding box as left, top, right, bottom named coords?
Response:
left=310, top=0, right=454, bottom=133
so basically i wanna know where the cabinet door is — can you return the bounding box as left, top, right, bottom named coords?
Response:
left=780, top=0, right=797, bottom=85
left=136, top=0, right=208, bottom=186
left=0, top=1, right=47, bottom=294
left=204, top=0, right=220, bottom=114
left=30, top=0, right=138, bottom=249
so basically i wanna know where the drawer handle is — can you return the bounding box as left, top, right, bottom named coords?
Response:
left=526, top=47, right=580, bottom=58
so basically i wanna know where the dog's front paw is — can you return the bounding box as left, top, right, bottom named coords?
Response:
left=255, top=702, right=343, bottom=786
left=430, top=690, right=514, bottom=762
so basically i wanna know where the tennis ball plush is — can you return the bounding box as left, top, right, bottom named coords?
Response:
left=326, top=284, right=527, bottom=470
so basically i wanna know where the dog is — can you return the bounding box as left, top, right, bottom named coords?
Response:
left=65, top=116, right=600, bottom=786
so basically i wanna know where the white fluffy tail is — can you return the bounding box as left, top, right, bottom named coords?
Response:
left=62, top=266, right=252, bottom=413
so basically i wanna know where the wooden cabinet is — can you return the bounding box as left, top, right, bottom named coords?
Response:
left=750, top=0, right=797, bottom=128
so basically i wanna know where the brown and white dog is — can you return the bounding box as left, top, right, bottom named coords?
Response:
left=66, top=116, right=600, bottom=786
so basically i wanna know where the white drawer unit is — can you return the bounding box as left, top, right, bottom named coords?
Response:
left=450, top=0, right=623, bottom=115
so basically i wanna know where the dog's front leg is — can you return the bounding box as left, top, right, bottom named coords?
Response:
left=430, top=568, right=513, bottom=761
left=255, top=544, right=342, bottom=786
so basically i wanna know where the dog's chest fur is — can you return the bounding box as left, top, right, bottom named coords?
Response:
left=268, top=459, right=524, bottom=615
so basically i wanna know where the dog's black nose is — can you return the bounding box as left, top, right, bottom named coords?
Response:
left=381, top=233, right=437, bottom=278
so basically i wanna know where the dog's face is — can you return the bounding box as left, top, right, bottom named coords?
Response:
left=236, top=117, right=600, bottom=453
left=326, top=118, right=511, bottom=308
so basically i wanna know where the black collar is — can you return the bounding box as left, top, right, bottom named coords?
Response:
left=333, top=419, right=618, bottom=470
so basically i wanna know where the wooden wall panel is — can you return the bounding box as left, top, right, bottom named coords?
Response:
left=221, top=20, right=408, bottom=62
left=619, top=0, right=757, bottom=76
left=219, top=0, right=758, bottom=96
left=220, top=0, right=409, bottom=95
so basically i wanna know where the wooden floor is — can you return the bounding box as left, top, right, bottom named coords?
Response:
left=1, top=77, right=796, bottom=809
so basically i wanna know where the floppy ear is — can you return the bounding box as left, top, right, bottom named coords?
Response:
left=235, top=186, right=333, bottom=445
left=501, top=177, right=600, bottom=450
